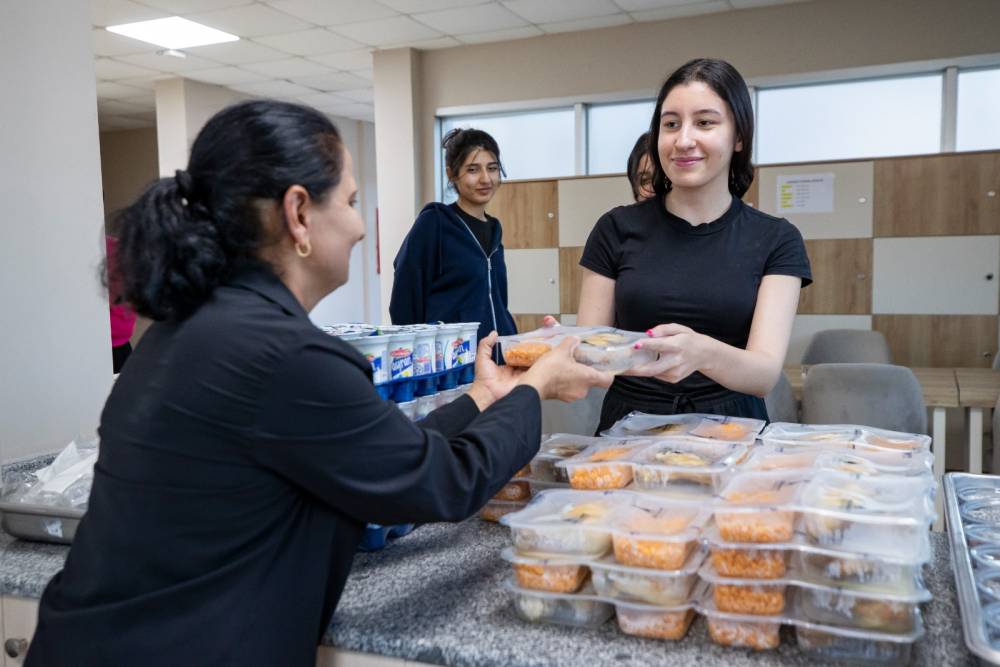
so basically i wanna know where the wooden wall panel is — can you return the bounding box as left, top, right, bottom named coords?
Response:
left=798, top=238, right=872, bottom=314
left=557, top=176, right=632, bottom=246
left=873, top=315, right=998, bottom=368
left=874, top=153, right=1000, bottom=237
left=489, top=180, right=558, bottom=249
left=504, top=249, right=560, bottom=314
left=559, top=247, right=584, bottom=314
left=513, top=314, right=547, bottom=333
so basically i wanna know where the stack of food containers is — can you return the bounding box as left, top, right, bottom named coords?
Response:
left=699, top=423, right=936, bottom=661
left=499, top=489, right=710, bottom=640
left=492, top=417, right=937, bottom=663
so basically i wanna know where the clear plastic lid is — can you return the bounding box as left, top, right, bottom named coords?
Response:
left=609, top=494, right=710, bottom=544
left=536, top=434, right=604, bottom=461
left=759, top=422, right=859, bottom=444
left=603, top=412, right=764, bottom=442
left=554, top=438, right=655, bottom=489
left=814, top=449, right=934, bottom=477
left=854, top=426, right=931, bottom=453
left=630, top=438, right=749, bottom=473
left=498, top=325, right=655, bottom=372
left=718, top=471, right=809, bottom=509
left=961, top=498, right=1000, bottom=525
left=741, top=446, right=824, bottom=472
left=588, top=548, right=705, bottom=577
left=500, top=489, right=623, bottom=531
left=500, top=546, right=594, bottom=567
left=959, top=485, right=1000, bottom=503
left=800, top=470, right=936, bottom=523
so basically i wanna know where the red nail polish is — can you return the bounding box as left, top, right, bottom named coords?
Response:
left=634, top=342, right=642, bottom=349
left=645, top=329, right=653, bottom=336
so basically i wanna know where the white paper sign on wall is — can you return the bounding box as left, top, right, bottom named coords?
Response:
left=776, top=172, right=835, bottom=214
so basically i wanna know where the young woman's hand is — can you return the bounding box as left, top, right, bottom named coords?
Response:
left=517, top=337, right=613, bottom=402
left=541, top=315, right=561, bottom=328
left=466, top=332, right=525, bottom=409
left=626, top=324, right=714, bottom=384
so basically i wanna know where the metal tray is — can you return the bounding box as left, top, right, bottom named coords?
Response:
left=945, top=472, right=1000, bottom=665
left=0, top=501, right=84, bottom=544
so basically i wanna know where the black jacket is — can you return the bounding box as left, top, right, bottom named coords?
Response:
left=389, top=202, right=518, bottom=343
left=27, top=265, right=541, bottom=667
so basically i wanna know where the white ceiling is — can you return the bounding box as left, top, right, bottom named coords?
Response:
left=93, top=0, right=808, bottom=131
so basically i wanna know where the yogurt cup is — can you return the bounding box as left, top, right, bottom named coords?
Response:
left=387, top=332, right=416, bottom=381
left=410, top=327, right=437, bottom=377
left=458, top=322, right=480, bottom=365
left=346, top=334, right=390, bottom=386
left=436, top=324, right=466, bottom=371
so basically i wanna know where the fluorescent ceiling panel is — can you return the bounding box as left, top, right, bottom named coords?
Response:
left=106, top=17, right=239, bottom=50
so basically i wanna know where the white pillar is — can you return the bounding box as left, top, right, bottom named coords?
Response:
left=373, top=48, right=422, bottom=325
left=154, top=78, right=249, bottom=175
left=0, top=1, right=112, bottom=460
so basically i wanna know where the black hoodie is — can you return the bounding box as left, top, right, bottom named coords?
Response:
left=390, top=202, right=517, bottom=343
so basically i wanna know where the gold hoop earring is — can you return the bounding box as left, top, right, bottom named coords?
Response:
left=295, top=240, right=312, bottom=258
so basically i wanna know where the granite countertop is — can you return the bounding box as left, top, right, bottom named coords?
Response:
left=0, top=520, right=971, bottom=666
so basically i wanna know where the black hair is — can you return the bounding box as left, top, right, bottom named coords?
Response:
left=626, top=132, right=651, bottom=201
left=442, top=127, right=505, bottom=191
left=648, top=58, right=755, bottom=200
left=110, top=99, right=344, bottom=321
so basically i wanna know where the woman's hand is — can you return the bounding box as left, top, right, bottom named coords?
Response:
left=541, top=315, right=560, bottom=328
left=466, top=332, right=525, bottom=409
left=626, top=324, right=715, bottom=384
left=517, top=337, right=614, bottom=402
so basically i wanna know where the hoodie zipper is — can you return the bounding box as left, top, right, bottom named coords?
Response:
left=452, top=213, right=500, bottom=337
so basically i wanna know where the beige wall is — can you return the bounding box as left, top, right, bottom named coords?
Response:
left=99, top=128, right=158, bottom=223
left=416, top=0, right=1000, bottom=204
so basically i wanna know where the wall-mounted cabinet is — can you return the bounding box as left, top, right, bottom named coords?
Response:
left=490, top=180, right=558, bottom=249
left=874, top=315, right=998, bottom=368
left=874, top=153, right=1000, bottom=237
left=557, top=176, right=632, bottom=247
left=799, top=238, right=872, bottom=314
left=504, top=248, right=560, bottom=315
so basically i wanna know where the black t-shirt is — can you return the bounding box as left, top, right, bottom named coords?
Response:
left=451, top=202, right=496, bottom=254
left=580, top=195, right=812, bottom=402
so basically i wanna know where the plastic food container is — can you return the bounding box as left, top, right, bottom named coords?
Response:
left=798, top=586, right=922, bottom=633
left=963, top=499, right=1000, bottom=525
left=960, top=486, right=1000, bottom=504
left=799, top=471, right=935, bottom=557
left=715, top=472, right=805, bottom=543
left=712, top=581, right=787, bottom=616
left=603, top=412, right=763, bottom=443
left=610, top=496, right=708, bottom=569
left=479, top=499, right=526, bottom=522
left=589, top=550, right=703, bottom=606
left=498, top=326, right=655, bottom=373
left=741, top=446, right=824, bottom=473
left=613, top=602, right=695, bottom=640
left=526, top=478, right=570, bottom=497
left=346, top=334, right=390, bottom=385
left=630, top=438, right=748, bottom=496
left=500, top=548, right=590, bottom=594
left=396, top=400, right=417, bottom=421
left=413, top=395, right=436, bottom=420
left=500, top=489, right=621, bottom=557
left=792, top=550, right=923, bottom=587
left=530, top=435, right=599, bottom=483
left=505, top=581, right=613, bottom=628
left=759, top=422, right=859, bottom=445
left=704, top=612, right=781, bottom=650
left=494, top=479, right=531, bottom=502
left=710, top=543, right=789, bottom=579
left=556, top=439, right=654, bottom=490
left=794, top=622, right=922, bottom=665
left=815, top=449, right=935, bottom=477
left=855, top=426, right=931, bottom=453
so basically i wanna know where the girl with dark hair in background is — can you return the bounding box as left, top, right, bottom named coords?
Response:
left=390, top=128, right=518, bottom=343
left=26, top=101, right=611, bottom=666
left=577, top=58, right=812, bottom=430
left=626, top=131, right=656, bottom=202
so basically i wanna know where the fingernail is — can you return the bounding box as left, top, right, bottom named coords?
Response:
left=634, top=342, right=642, bottom=349
left=645, top=329, right=653, bottom=336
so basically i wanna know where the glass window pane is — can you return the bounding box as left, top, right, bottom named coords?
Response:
left=440, top=108, right=575, bottom=201
left=586, top=100, right=656, bottom=175
left=757, top=74, right=942, bottom=164
left=957, top=67, right=1000, bottom=152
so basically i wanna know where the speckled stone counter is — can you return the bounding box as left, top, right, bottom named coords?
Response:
left=0, top=520, right=970, bottom=666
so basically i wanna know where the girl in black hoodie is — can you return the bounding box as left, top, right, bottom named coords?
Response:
left=390, top=128, right=517, bottom=343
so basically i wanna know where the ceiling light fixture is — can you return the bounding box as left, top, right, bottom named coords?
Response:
left=106, top=17, right=238, bottom=50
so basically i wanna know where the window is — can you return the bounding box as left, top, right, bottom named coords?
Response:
left=440, top=108, right=575, bottom=200
left=586, top=100, right=656, bottom=175
left=756, top=74, right=943, bottom=164
left=957, top=67, right=1000, bottom=152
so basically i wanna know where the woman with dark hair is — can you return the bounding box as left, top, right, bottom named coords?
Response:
left=577, top=58, right=812, bottom=430
left=26, top=100, right=611, bottom=666
left=390, top=128, right=517, bottom=342
left=626, top=131, right=656, bottom=202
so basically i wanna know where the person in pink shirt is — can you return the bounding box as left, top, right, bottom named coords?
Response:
left=106, top=235, right=136, bottom=372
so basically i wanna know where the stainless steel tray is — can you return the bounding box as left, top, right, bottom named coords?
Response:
left=0, top=501, right=84, bottom=544
left=945, top=472, right=1000, bottom=666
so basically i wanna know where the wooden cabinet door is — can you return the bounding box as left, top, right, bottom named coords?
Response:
left=874, top=152, right=1000, bottom=237
left=559, top=247, right=584, bottom=314
left=873, top=315, right=998, bottom=367
left=489, top=180, right=558, bottom=249
left=799, top=238, right=872, bottom=314
left=504, top=249, right=560, bottom=315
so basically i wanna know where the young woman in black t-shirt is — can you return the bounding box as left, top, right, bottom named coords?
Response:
left=577, top=58, right=812, bottom=430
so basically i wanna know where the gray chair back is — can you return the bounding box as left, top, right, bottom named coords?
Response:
left=801, top=363, right=926, bottom=434
left=541, top=386, right=608, bottom=436
left=765, top=372, right=798, bottom=423
left=801, top=329, right=891, bottom=365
